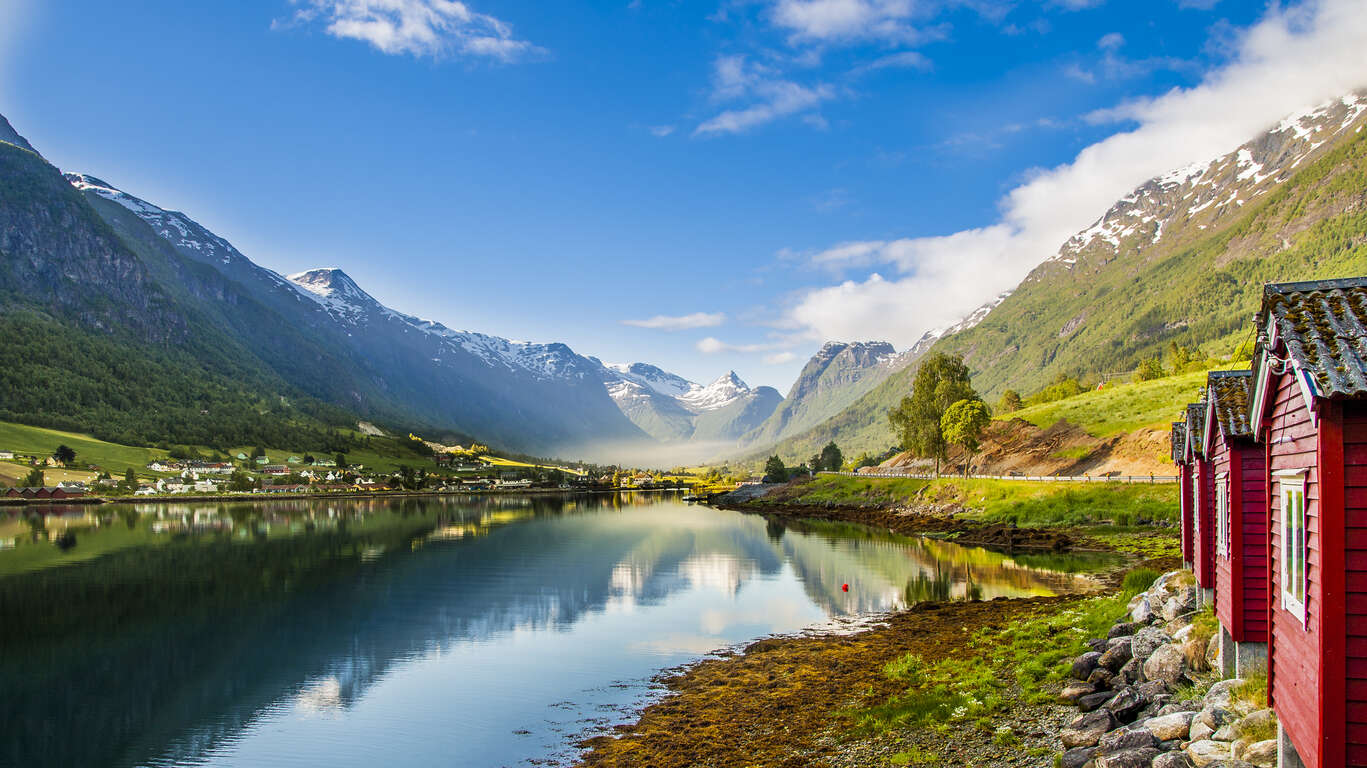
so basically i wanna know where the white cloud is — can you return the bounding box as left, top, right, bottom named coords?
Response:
left=623, top=312, right=726, bottom=331
left=695, top=55, right=834, bottom=136
left=769, top=0, right=925, bottom=44
left=856, top=50, right=933, bottom=74
left=648, top=125, right=676, bottom=137
left=696, top=337, right=788, bottom=354
left=282, top=0, right=540, bottom=61
left=784, top=0, right=1367, bottom=347
left=763, top=351, right=799, bottom=364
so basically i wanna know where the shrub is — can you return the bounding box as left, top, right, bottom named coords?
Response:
left=1121, top=567, right=1162, bottom=597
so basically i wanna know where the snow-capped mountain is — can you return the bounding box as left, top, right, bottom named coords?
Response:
left=598, top=365, right=783, bottom=442
left=58, top=172, right=648, bottom=456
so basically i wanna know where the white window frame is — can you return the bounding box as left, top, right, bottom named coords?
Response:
left=1276, top=469, right=1308, bottom=624
left=1192, top=473, right=1201, bottom=553
left=1215, top=472, right=1230, bottom=559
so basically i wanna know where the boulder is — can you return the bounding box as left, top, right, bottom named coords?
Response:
left=1137, top=680, right=1170, bottom=699
left=1062, top=710, right=1118, bottom=748
left=1162, top=597, right=1185, bottom=622
left=1131, top=627, right=1172, bottom=662
left=1099, top=640, right=1133, bottom=672
left=1186, top=739, right=1232, bottom=766
left=1099, top=727, right=1158, bottom=752
left=1088, top=638, right=1110, bottom=653
left=1204, top=680, right=1245, bottom=712
left=1233, top=709, right=1276, bottom=740
left=1072, top=651, right=1103, bottom=680
left=1118, top=658, right=1143, bottom=684
left=1173, top=624, right=1195, bottom=643
left=1144, top=644, right=1188, bottom=686
left=1158, top=699, right=1203, bottom=716
left=1061, top=681, right=1097, bottom=702
left=1131, top=598, right=1155, bottom=624
left=1104, top=686, right=1147, bottom=724
left=1109, top=622, right=1141, bottom=639
left=1189, top=721, right=1215, bottom=742
left=1238, top=739, right=1277, bottom=768
left=1153, top=753, right=1193, bottom=768
left=1205, top=633, right=1221, bottom=669
left=1060, top=746, right=1098, bottom=768
left=1144, top=711, right=1195, bottom=741
left=1088, top=667, right=1116, bottom=687
left=1095, top=747, right=1160, bottom=768
left=1212, top=723, right=1239, bottom=742
left=1078, top=691, right=1116, bottom=712
left=1195, top=707, right=1236, bottom=731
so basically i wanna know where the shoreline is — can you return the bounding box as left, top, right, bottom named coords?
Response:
left=0, top=486, right=691, bottom=509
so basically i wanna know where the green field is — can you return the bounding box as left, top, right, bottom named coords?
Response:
left=1004, top=367, right=1233, bottom=437
left=0, top=421, right=165, bottom=475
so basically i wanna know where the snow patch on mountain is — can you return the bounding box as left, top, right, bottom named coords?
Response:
left=680, top=372, right=752, bottom=413
left=64, top=173, right=239, bottom=265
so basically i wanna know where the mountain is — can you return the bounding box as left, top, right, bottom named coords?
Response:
left=0, top=115, right=35, bottom=155
left=749, top=90, right=1367, bottom=463
left=0, top=116, right=653, bottom=456
left=740, top=341, right=900, bottom=449
left=600, top=366, right=783, bottom=443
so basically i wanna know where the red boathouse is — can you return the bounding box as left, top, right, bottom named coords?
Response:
left=1250, top=277, right=1367, bottom=768
left=1173, top=421, right=1194, bottom=570
left=1201, top=369, right=1269, bottom=677
left=1185, top=400, right=1216, bottom=603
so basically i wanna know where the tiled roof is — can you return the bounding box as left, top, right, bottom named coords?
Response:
left=1206, top=370, right=1253, bottom=439
left=1171, top=422, right=1187, bottom=463
left=1185, top=402, right=1206, bottom=458
left=1259, top=276, right=1367, bottom=398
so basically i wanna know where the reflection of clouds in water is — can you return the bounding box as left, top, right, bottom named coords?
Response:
left=678, top=554, right=752, bottom=596
left=294, top=677, right=343, bottom=715
left=628, top=634, right=730, bottom=656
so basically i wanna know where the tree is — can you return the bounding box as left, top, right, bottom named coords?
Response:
left=997, top=389, right=1022, bottom=413
left=227, top=470, right=256, bottom=492
left=763, top=455, right=789, bottom=483
left=819, top=442, right=843, bottom=473
left=1135, top=357, right=1166, bottom=382
left=22, top=467, right=44, bottom=487
left=940, top=399, right=991, bottom=477
left=335, top=452, right=347, bottom=470
left=888, top=352, right=977, bottom=476
left=251, top=446, right=266, bottom=460
left=808, top=453, right=823, bottom=474
left=52, top=444, right=76, bottom=466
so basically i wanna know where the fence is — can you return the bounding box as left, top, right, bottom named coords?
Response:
left=819, top=471, right=1178, bottom=484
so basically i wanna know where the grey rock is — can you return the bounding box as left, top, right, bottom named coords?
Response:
left=1132, top=627, right=1172, bottom=662
left=1088, top=638, right=1110, bottom=653
left=1078, top=691, right=1116, bottom=712
left=1233, top=709, right=1275, bottom=740
left=1131, top=598, right=1155, bottom=624
left=1144, top=711, right=1195, bottom=741
left=1153, top=752, right=1193, bottom=768
left=1162, top=597, right=1185, bottom=622
left=1060, top=746, right=1098, bottom=768
left=1143, top=644, right=1189, bottom=686
left=1061, top=681, right=1097, bottom=702
left=1186, top=739, right=1232, bottom=766
left=1205, top=633, right=1221, bottom=669
left=1095, top=747, right=1161, bottom=768
left=1109, top=622, right=1141, bottom=639
left=1204, top=680, right=1245, bottom=712
left=1100, top=727, right=1158, bottom=752
left=1119, top=658, right=1143, bottom=684
left=1189, top=721, right=1215, bottom=742
left=1158, top=699, right=1203, bottom=716
left=1073, top=651, right=1103, bottom=680
left=1196, top=707, right=1236, bottom=731
left=1104, top=686, right=1147, bottom=723
left=1138, top=680, right=1169, bottom=699
left=1238, top=739, right=1277, bottom=768
left=1099, top=639, right=1133, bottom=672
left=1062, top=710, right=1118, bottom=748
left=1088, top=667, right=1116, bottom=687
left=1212, top=724, right=1239, bottom=742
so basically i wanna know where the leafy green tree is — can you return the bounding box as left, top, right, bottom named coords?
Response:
left=22, top=467, right=44, bottom=487
left=1167, top=341, right=1194, bottom=372
left=997, top=389, right=1022, bottom=413
left=819, top=442, right=844, bottom=473
left=1135, top=357, right=1166, bottom=382
left=52, top=444, right=76, bottom=466
left=763, top=455, right=789, bottom=483
left=227, top=470, right=256, bottom=492
left=250, top=446, right=266, bottom=460
left=888, top=352, right=977, bottom=476
left=808, top=453, right=823, bottom=474
left=940, top=398, right=991, bottom=477
left=335, top=452, right=347, bottom=470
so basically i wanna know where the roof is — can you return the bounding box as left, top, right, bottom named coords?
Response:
left=1185, top=402, right=1207, bottom=459
left=1206, top=370, right=1254, bottom=440
left=1171, top=422, right=1187, bottom=463
left=1258, top=276, right=1367, bottom=398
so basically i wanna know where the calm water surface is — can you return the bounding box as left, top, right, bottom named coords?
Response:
left=0, top=494, right=1108, bottom=768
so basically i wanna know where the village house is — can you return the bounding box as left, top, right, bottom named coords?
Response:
left=1172, top=421, right=1194, bottom=571
left=0, top=450, right=14, bottom=460
left=1183, top=401, right=1216, bottom=605
left=1249, top=276, right=1367, bottom=768
left=3, top=486, right=85, bottom=499
left=1201, top=369, right=1270, bottom=678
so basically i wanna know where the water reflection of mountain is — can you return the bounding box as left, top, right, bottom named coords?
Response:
left=0, top=495, right=1097, bottom=768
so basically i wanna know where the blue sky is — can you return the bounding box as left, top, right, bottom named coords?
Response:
left=2, top=0, right=1363, bottom=390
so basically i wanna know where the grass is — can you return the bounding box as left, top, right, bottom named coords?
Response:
left=1121, top=567, right=1162, bottom=595
left=852, top=594, right=1130, bottom=733
left=1005, top=368, right=1231, bottom=438
left=0, top=421, right=165, bottom=475
left=776, top=476, right=1178, bottom=527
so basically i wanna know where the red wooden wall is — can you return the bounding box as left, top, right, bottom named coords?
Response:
left=1194, top=458, right=1216, bottom=589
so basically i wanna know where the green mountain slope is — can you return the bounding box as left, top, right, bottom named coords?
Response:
left=749, top=92, right=1367, bottom=465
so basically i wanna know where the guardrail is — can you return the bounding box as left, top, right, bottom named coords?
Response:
left=819, top=471, right=1178, bottom=484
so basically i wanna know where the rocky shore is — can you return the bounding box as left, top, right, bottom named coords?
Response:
left=1057, top=571, right=1277, bottom=768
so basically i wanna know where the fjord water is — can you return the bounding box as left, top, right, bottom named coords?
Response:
left=0, top=494, right=1103, bottom=768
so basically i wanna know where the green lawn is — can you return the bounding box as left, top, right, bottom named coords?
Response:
left=0, top=422, right=165, bottom=475
left=1004, top=367, right=1238, bottom=437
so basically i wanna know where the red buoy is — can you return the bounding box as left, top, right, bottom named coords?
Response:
left=842, top=583, right=849, bottom=592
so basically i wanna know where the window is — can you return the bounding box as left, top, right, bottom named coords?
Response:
left=1278, top=474, right=1307, bottom=622
left=1191, top=474, right=1201, bottom=549
left=1215, top=474, right=1229, bottom=559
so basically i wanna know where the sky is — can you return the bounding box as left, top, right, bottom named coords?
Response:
left=3, top=0, right=1366, bottom=391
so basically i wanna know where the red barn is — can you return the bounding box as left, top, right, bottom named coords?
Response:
left=1173, top=420, right=1194, bottom=570
left=1185, top=400, right=1216, bottom=604
left=1250, top=277, right=1367, bottom=768
left=1201, top=369, right=1269, bottom=678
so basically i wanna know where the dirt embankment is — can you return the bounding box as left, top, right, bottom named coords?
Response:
left=576, top=597, right=1080, bottom=768
left=878, top=418, right=1171, bottom=477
